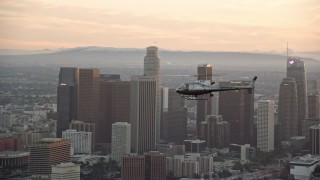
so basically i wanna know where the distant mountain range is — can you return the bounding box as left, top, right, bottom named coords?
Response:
left=0, top=46, right=319, bottom=72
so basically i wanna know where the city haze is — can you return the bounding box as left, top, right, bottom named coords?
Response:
left=0, top=0, right=319, bottom=51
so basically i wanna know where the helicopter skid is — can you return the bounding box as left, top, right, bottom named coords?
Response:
left=182, top=95, right=211, bottom=100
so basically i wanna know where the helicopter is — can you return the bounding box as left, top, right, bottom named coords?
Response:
left=176, top=76, right=257, bottom=100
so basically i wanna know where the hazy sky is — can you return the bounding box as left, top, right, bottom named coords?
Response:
left=0, top=0, right=319, bottom=51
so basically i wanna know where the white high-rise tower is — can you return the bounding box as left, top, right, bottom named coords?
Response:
left=257, top=100, right=275, bottom=152
left=144, top=46, right=161, bottom=143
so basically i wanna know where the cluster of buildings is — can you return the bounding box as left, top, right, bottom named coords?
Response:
left=0, top=46, right=320, bottom=179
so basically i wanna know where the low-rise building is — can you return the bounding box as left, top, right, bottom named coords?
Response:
left=62, top=129, right=92, bottom=155
left=229, top=144, right=256, bottom=161
left=0, top=151, right=29, bottom=168
left=166, top=153, right=213, bottom=178
left=290, top=154, right=320, bottom=180
left=51, top=162, right=80, bottom=180
left=184, top=140, right=206, bottom=153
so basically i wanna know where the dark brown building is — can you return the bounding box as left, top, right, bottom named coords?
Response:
left=219, top=80, right=254, bottom=145
left=78, top=69, right=100, bottom=143
left=98, top=80, right=130, bottom=145
left=121, top=152, right=166, bottom=180
left=78, top=68, right=100, bottom=124
left=0, top=137, right=22, bottom=151
left=144, top=151, right=166, bottom=180
left=29, top=138, right=71, bottom=178
left=278, top=78, right=299, bottom=141
left=122, top=154, right=145, bottom=180
left=197, top=64, right=212, bottom=138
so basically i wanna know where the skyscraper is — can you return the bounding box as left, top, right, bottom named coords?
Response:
left=287, top=57, right=308, bottom=135
left=219, top=80, right=254, bottom=145
left=111, top=122, right=131, bottom=164
left=278, top=78, right=299, bottom=141
left=57, top=67, right=79, bottom=138
left=309, top=124, right=320, bottom=155
left=308, top=94, right=319, bottom=119
left=130, top=76, right=156, bottom=154
left=78, top=68, right=100, bottom=123
left=307, top=79, right=320, bottom=95
left=257, top=100, right=275, bottom=152
left=197, top=64, right=212, bottom=138
left=144, top=46, right=161, bottom=143
left=161, top=88, right=187, bottom=144
left=205, top=115, right=230, bottom=149
left=78, top=68, right=100, bottom=143
left=98, top=80, right=130, bottom=145
left=29, top=138, right=71, bottom=178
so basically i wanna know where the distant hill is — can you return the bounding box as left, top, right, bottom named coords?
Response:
left=0, top=47, right=319, bottom=72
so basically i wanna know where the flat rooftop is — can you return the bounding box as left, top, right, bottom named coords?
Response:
left=290, top=154, right=320, bottom=165
left=0, top=151, right=30, bottom=158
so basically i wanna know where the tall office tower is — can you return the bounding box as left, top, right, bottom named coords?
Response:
left=278, top=78, right=299, bottom=141
left=309, top=124, right=320, bottom=155
left=122, top=154, right=145, bottom=180
left=51, top=162, right=80, bottom=180
left=206, top=115, right=230, bottom=149
left=257, top=100, right=275, bottom=152
left=78, top=68, right=100, bottom=124
left=211, top=92, right=219, bottom=116
left=160, top=87, right=169, bottom=112
left=144, top=46, right=161, bottom=143
left=111, top=122, right=131, bottom=164
left=69, top=120, right=96, bottom=152
left=287, top=58, right=308, bottom=135
left=215, top=119, right=230, bottom=148
left=130, top=76, right=156, bottom=154
left=161, top=88, right=187, bottom=144
left=29, top=138, right=71, bottom=178
left=205, top=116, right=217, bottom=147
left=308, top=94, right=319, bottom=119
left=219, top=80, right=254, bottom=145
left=307, top=79, right=320, bottom=95
left=62, top=129, right=92, bottom=154
left=98, top=80, right=130, bottom=145
left=197, top=64, right=212, bottom=138
left=302, top=119, right=320, bottom=141
left=144, top=151, right=166, bottom=180
left=57, top=67, right=79, bottom=138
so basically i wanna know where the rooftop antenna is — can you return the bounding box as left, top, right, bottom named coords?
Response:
left=287, top=42, right=289, bottom=59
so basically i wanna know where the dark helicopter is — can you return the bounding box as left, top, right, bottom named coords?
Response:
left=176, top=76, right=257, bottom=100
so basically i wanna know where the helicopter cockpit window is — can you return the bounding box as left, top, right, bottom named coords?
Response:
left=178, top=84, right=188, bottom=90
left=189, top=83, right=205, bottom=89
